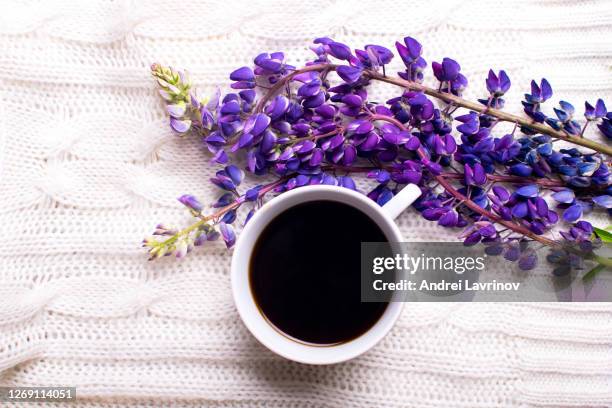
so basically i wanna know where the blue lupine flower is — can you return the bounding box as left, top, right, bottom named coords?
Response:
left=593, top=195, right=612, bottom=209
left=213, top=192, right=234, bottom=208
left=219, top=222, right=236, bottom=248
left=515, top=185, right=538, bottom=198
left=597, top=112, right=612, bottom=139
left=221, top=209, right=237, bottom=224
left=522, top=78, right=552, bottom=123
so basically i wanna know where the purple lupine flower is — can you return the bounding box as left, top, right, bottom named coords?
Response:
left=552, top=189, right=576, bottom=204
left=193, top=233, right=208, bottom=247
left=597, top=112, right=612, bottom=139
left=395, top=37, right=427, bottom=82
left=370, top=45, right=393, bottom=64
left=485, top=69, right=511, bottom=96
left=502, top=243, right=520, bottom=261
left=559, top=221, right=598, bottom=252
left=337, top=176, right=357, bottom=190
left=456, top=113, right=479, bottom=135
left=515, top=184, right=538, bottom=198
left=527, top=79, right=553, bottom=103
left=170, top=117, right=191, bottom=133
left=245, top=185, right=263, bottom=201
left=518, top=249, right=537, bottom=270
left=592, top=195, right=612, bottom=209
left=459, top=221, right=497, bottom=246
left=153, top=224, right=178, bottom=236
left=243, top=113, right=271, bottom=136
left=225, top=165, right=244, bottom=186
left=254, top=52, right=283, bottom=73
left=396, top=37, right=422, bottom=64
left=492, top=186, right=510, bottom=202
left=438, top=210, right=459, bottom=227
left=361, top=44, right=394, bottom=67
left=221, top=210, right=237, bottom=224
left=213, top=192, right=234, bottom=208
left=464, top=163, right=486, bottom=186
left=167, top=102, right=187, bottom=118
left=406, top=92, right=434, bottom=120
left=376, top=187, right=394, bottom=206
left=328, top=41, right=352, bottom=60
left=265, top=95, right=289, bottom=120
left=178, top=194, right=203, bottom=212
left=522, top=78, right=553, bottom=123
left=219, top=222, right=236, bottom=248
left=229, top=66, right=255, bottom=89
left=509, top=163, right=532, bottom=177
left=563, top=203, right=583, bottom=222
left=584, top=99, right=606, bottom=120
left=230, top=66, right=254, bottom=81
left=382, top=130, right=411, bottom=145
left=432, top=58, right=461, bottom=82
left=303, top=90, right=326, bottom=108
left=210, top=169, right=237, bottom=191
left=211, top=149, right=228, bottom=164
left=244, top=208, right=256, bottom=225
left=297, top=78, right=322, bottom=98
left=337, top=65, right=363, bottom=83
left=548, top=100, right=581, bottom=135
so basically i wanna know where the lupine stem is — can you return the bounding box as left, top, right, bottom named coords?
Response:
left=327, top=164, right=569, bottom=189
left=154, top=177, right=287, bottom=250
left=255, top=63, right=612, bottom=156
left=432, top=170, right=557, bottom=247
left=441, top=172, right=562, bottom=187
left=366, top=70, right=612, bottom=156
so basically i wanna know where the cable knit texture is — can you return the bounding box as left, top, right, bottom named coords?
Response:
left=0, top=0, right=611, bottom=407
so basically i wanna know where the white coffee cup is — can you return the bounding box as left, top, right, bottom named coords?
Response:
left=231, top=184, right=421, bottom=364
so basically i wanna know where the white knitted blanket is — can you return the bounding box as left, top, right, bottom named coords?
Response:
left=0, top=0, right=611, bottom=407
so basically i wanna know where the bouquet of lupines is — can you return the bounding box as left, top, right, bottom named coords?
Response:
left=144, top=36, right=611, bottom=278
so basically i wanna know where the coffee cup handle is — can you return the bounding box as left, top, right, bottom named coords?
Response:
left=381, top=184, right=421, bottom=220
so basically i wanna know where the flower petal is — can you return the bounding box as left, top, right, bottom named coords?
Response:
left=229, top=66, right=254, bottom=82
left=219, top=222, right=236, bottom=248
left=551, top=189, right=575, bottom=204
left=563, top=204, right=582, bottom=222
left=593, top=195, right=612, bottom=209
left=515, top=184, right=539, bottom=198
left=225, top=165, right=244, bottom=186
left=170, top=117, right=191, bottom=133
left=337, top=65, right=363, bottom=83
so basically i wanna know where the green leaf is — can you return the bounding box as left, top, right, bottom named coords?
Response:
left=593, top=226, right=612, bottom=243
left=583, top=264, right=606, bottom=282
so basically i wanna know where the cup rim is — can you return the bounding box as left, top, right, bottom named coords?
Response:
left=231, top=185, right=404, bottom=364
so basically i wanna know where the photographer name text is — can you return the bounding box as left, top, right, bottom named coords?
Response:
left=373, top=279, right=520, bottom=292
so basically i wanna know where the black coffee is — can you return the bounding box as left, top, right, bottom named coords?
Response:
left=249, top=200, right=389, bottom=345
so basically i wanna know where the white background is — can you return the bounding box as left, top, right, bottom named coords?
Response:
left=0, top=0, right=611, bottom=406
